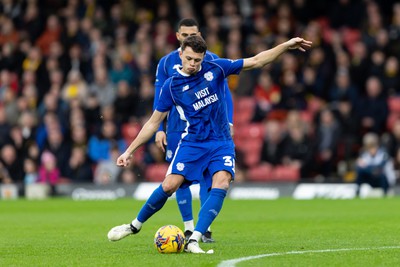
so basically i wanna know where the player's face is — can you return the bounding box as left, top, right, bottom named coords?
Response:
left=179, top=47, right=204, bottom=75
left=176, top=26, right=200, bottom=44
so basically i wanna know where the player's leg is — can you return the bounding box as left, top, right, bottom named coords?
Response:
left=176, top=186, right=195, bottom=238
left=108, top=174, right=184, bottom=241
left=185, top=141, right=235, bottom=253
left=185, top=171, right=231, bottom=253
left=198, top=173, right=215, bottom=243
left=167, top=133, right=196, bottom=238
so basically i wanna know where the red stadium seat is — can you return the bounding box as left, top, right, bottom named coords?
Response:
left=122, top=122, right=142, bottom=144
left=273, top=165, right=300, bottom=182
left=247, top=163, right=274, bottom=182
left=145, top=163, right=169, bottom=182
left=234, top=123, right=265, bottom=139
left=233, top=97, right=256, bottom=124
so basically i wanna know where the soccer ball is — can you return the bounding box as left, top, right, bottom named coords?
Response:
left=154, top=225, right=185, bottom=253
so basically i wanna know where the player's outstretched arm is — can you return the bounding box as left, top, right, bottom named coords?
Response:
left=242, top=37, right=312, bottom=71
left=117, top=111, right=168, bottom=167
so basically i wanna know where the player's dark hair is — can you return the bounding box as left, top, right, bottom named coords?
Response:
left=181, top=35, right=207, bottom=54
left=178, top=18, right=199, bottom=30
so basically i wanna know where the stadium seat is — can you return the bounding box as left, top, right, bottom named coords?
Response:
left=121, top=122, right=142, bottom=144
left=234, top=123, right=265, bottom=139
left=145, top=163, right=169, bottom=182
left=273, top=165, right=300, bottom=182
left=233, top=97, right=256, bottom=124
left=234, top=136, right=263, bottom=167
left=247, top=163, right=274, bottom=182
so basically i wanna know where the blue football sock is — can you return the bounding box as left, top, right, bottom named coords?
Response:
left=175, top=186, right=193, bottom=221
left=137, top=185, right=171, bottom=223
left=199, top=178, right=210, bottom=207
left=195, top=188, right=227, bottom=234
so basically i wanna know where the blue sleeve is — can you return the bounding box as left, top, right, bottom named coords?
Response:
left=224, top=82, right=233, bottom=125
left=156, top=78, right=174, bottom=113
left=153, top=57, right=168, bottom=111
left=213, top=58, right=244, bottom=77
left=153, top=57, right=169, bottom=131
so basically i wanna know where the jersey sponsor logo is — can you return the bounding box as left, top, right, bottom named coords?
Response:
left=192, top=93, right=219, bottom=111
left=204, top=71, right=214, bottom=81
left=176, top=162, right=185, bottom=171
left=182, top=85, right=190, bottom=92
left=193, top=87, right=219, bottom=111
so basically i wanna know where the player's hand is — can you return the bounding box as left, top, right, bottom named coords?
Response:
left=155, top=131, right=167, bottom=152
left=286, top=37, right=312, bottom=52
left=116, top=152, right=132, bottom=167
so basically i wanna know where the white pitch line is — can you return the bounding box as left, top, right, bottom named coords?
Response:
left=217, top=246, right=400, bottom=267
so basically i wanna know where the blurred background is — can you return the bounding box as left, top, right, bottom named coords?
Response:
left=1, top=0, right=400, bottom=197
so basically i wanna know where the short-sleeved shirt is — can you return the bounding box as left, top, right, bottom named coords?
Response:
left=156, top=58, right=243, bottom=142
left=154, top=49, right=233, bottom=135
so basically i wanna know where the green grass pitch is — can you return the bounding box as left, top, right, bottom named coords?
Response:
left=1, top=197, right=400, bottom=267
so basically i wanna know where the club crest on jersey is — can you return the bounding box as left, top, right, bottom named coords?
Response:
left=176, top=162, right=185, bottom=171
left=204, top=71, right=214, bottom=81
left=166, top=150, right=173, bottom=159
left=182, top=85, right=190, bottom=92
left=173, top=64, right=181, bottom=71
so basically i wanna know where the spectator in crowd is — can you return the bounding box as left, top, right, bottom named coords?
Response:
left=252, top=70, right=281, bottom=122
left=329, top=69, right=358, bottom=107
left=382, top=56, right=400, bottom=95
left=0, top=143, right=23, bottom=182
left=0, top=105, right=11, bottom=147
left=88, top=67, right=116, bottom=108
left=42, top=123, right=71, bottom=177
left=314, top=108, right=341, bottom=178
left=87, top=120, right=126, bottom=163
left=355, top=133, right=396, bottom=196
left=113, top=80, right=138, bottom=124
left=37, top=150, right=60, bottom=185
left=281, top=123, right=314, bottom=179
left=357, top=76, right=388, bottom=135
left=0, top=161, right=12, bottom=184
left=65, top=146, right=93, bottom=183
left=23, top=157, right=38, bottom=185
left=93, top=143, right=121, bottom=184
left=332, top=96, right=360, bottom=167
left=36, top=15, right=62, bottom=57
left=260, top=120, right=285, bottom=165
left=61, top=69, right=89, bottom=106
left=382, top=118, right=400, bottom=159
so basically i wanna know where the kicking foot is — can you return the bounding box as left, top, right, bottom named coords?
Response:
left=107, top=223, right=140, bottom=241
left=184, top=239, right=205, bottom=254
left=184, top=230, right=193, bottom=243
left=201, top=231, right=215, bottom=243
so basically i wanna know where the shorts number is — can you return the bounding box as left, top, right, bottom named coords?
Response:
left=223, top=156, right=235, bottom=173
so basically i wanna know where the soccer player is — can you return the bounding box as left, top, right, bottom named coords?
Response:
left=108, top=35, right=312, bottom=253
left=153, top=18, right=233, bottom=243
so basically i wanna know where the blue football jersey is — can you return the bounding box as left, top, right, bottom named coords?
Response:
left=153, top=49, right=233, bottom=134
left=156, top=59, right=244, bottom=142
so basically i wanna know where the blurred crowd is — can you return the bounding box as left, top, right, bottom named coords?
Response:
left=1, top=0, right=400, bottom=186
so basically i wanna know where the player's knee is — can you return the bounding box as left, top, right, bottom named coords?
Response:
left=162, top=175, right=183, bottom=194
left=212, top=171, right=232, bottom=190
